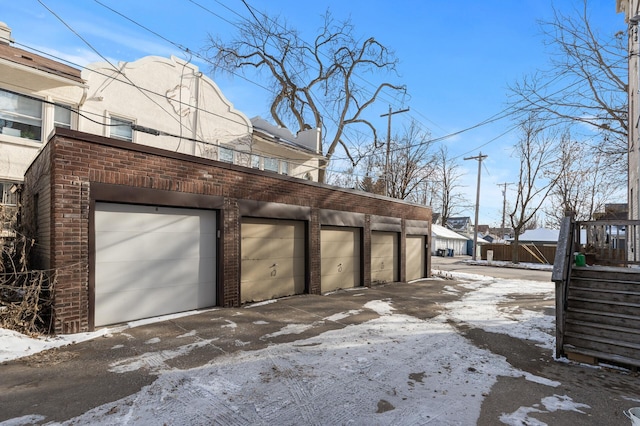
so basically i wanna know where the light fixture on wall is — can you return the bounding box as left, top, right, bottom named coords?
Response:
left=9, top=183, right=22, bottom=194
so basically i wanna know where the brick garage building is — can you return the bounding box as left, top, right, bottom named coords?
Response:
left=22, top=129, right=431, bottom=334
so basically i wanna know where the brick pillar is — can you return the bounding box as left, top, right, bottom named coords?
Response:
left=399, top=219, right=406, bottom=283
left=363, top=215, right=371, bottom=287
left=308, top=208, right=321, bottom=294
left=222, top=197, right=240, bottom=307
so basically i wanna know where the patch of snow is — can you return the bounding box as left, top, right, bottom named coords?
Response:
left=444, top=278, right=556, bottom=349
left=0, top=415, right=46, bottom=426
left=500, top=394, right=590, bottom=425
left=221, top=320, right=237, bottom=329
left=261, top=324, right=314, bottom=339
left=364, top=300, right=395, bottom=316
left=0, top=274, right=617, bottom=425
left=244, top=299, right=278, bottom=308
left=466, top=259, right=554, bottom=271
left=177, top=330, right=196, bottom=339
left=144, top=337, right=161, bottom=345
left=108, top=338, right=218, bottom=374
left=324, top=309, right=362, bottom=322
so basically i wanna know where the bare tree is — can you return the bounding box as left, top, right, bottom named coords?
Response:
left=508, top=0, right=627, bottom=175
left=509, top=116, right=560, bottom=263
left=432, top=146, right=467, bottom=226
left=386, top=122, right=435, bottom=200
left=544, top=130, right=611, bottom=225
left=352, top=121, right=434, bottom=200
left=205, top=9, right=405, bottom=182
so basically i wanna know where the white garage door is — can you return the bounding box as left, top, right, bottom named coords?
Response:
left=321, top=226, right=361, bottom=292
left=406, top=235, right=426, bottom=281
left=241, top=218, right=305, bottom=303
left=371, top=231, right=398, bottom=284
left=94, top=203, right=217, bottom=326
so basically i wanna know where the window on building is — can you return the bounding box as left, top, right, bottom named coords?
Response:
left=251, top=154, right=261, bottom=169
left=219, top=145, right=234, bottom=163
left=0, top=89, right=42, bottom=141
left=263, top=157, right=279, bottom=172
left=54, top=104, right=73, bottom=129
left=0, top=181, right=18, bottom=206
left=110, top=116, right=133, bottom=141
left=281, top=161, right=289, bottom=176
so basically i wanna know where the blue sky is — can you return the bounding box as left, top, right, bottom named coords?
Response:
left=2, top=0, right=626, bottom=226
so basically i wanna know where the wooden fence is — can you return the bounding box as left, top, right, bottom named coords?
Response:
left=481, top=244, right=557, bottom=264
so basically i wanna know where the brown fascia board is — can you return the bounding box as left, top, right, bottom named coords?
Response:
left=0, top=43, right=83, bottom=84
left=49, top=128, right=426, bottom=209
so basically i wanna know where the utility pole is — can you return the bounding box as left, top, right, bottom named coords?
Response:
left=380, top=105, right=409, bottom=197
left=497, top=182, right=514, bottom=239
left=464, top=152, right=487, bottom=260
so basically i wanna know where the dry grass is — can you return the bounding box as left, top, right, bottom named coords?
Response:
left=0, top=206, right=55, bottom=335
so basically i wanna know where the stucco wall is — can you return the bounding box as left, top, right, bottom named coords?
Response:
left=80, top=56, right=252, bottom=156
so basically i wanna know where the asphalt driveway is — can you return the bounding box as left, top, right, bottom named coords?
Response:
left=1, top=263, right=638, bottom=425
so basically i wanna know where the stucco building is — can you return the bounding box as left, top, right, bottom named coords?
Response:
left=618, top=0, right=640, bottom=222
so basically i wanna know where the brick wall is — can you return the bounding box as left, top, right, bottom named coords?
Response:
left=23, top=129, right=431, bottom=333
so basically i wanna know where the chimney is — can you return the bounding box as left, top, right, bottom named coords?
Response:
left=0, top=22, right=14, bottom=45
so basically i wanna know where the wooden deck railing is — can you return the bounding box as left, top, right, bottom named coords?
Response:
left=553, top=217, right=640, bottom=369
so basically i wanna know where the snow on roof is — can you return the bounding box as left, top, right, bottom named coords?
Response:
left=432, top=223, right=469, bottom=240
left=251, top=116, right=319, bottom=153
left=508, top=228, right=559, bottom=243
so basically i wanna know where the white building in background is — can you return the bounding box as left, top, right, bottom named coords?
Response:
left=0, top=21, right=325, bottom=213
left=618, top=0, right=640, bottom=221
left=80, top=56, right=323, bottom=181
left=0, top=22, right=86, bottom=204
left=431, top=223, right=470, bottom=256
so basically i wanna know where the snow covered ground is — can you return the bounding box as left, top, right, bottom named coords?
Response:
left=0, top=270, right=626, bottom=425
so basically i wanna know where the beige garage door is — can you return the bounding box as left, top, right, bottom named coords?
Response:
left=241, top=218, right=305, bottom=303
left=371, top=231, right=398, bottom=284
left=321, top=226, right=361, bottom=292
left=406, top=235, right=426, bottom=281
left=94, top=203, right=217, bottom=327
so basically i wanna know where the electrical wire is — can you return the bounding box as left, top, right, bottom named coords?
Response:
left=19, top=1, right=546, bottom=180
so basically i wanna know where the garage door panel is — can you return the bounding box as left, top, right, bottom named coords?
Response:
left=242, top=239, right=305, bottom=261
left=240, top=257, right=304, bottom=282
left=96, top=257, right=213, bottom=293
left=241, top=219, right=304, bottom=239
left=406, top=235, right=426, bottom=281
left=95, top=203, right=216, bottom=327
left=96, top=204, right=216, bottom=233
left=320, top=227, right=361, bottom=292
left=241, top=218, right=306, bottom=303
left=371, top=231, right=398, bottom=283
left=95, top=282, right=215, bottom=326
left=321, top=240, right=359, bottom=257
left=96, top=231, right=215, bottom=262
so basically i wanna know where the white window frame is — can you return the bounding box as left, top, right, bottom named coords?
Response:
left=0, top=181, right=19, bottom=206
left=53, top=103, right=74, bottom=130
left=0, top=88, right=43, bottom=142
left=108, top=114, right=134, bottom=142
left=280, top=161, right=289, bottom=176
left=263, top=157, right=279, bottom=173
left=218, top=145, right=234, bottom=163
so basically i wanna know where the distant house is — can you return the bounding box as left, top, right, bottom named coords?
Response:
left=446, top=217, right=472, bottom=235
left=507, top=228, right=559, bottom=245
left=250, top=117, right=322, bottom=181
left=432, top=223, right=469, bottom=256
